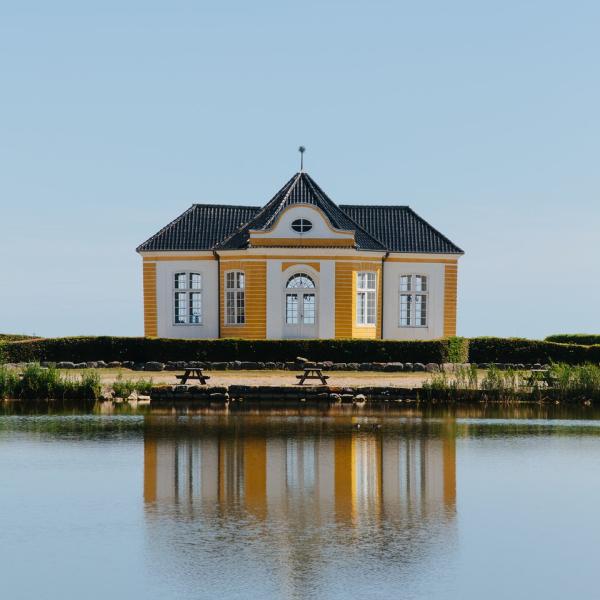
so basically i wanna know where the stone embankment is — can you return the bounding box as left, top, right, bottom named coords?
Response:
left=150, top=384, right=419, bottom=406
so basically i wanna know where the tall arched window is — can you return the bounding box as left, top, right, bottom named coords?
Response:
left=285, top=273, right=316, bottom=326
left=225, top=271, right=245, bottom=324
left=174, top=272, right=202, bottom=325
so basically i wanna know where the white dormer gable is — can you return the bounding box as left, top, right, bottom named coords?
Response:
left=249, top=204, right=355, bottom=241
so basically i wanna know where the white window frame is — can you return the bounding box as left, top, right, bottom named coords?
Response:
left=291, top=218, right=313, bottom=233
left=225, top=270, right=245, bottom=325
left=173, top=272, right=203, bottom=326
left=399, top=274, right=428, bottom=328
left=356, top=271, right=377, bottom=326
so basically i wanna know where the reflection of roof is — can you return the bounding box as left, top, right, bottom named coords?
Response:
left=137, top=172, right=463, bottom=254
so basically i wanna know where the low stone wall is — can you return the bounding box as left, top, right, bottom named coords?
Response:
left=30, top=360, right=550, bottom=372
left=150, top=384, right=419, bottom=406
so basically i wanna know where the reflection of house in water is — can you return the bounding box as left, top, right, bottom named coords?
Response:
left=143, top=419, right=456, bottom=523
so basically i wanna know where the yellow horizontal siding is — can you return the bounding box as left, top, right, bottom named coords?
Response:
left=250, top=238, right=355, bottom=248
left=443, top=264, right=458, bottom=337
left=218, top=253, right=382, bottom=261
left=142, top=262, right=157, bottom=337
left=281, top=261, right=321, bottom=272
left=220, top=260, right=267, bottom=339
left=335, top=261, right=382, bottom=339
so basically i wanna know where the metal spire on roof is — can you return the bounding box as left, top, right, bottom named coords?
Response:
left=298, top=146, right=306, bottom=171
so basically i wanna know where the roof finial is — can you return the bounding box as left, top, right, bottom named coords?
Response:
left=298, top=146, right=306, bottom=172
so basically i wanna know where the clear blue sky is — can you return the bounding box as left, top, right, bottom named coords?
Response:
left=1, top=1, right=599, bottom=339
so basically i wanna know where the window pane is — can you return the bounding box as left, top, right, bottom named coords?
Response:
left=303, top=294, right=315, bottom=324
left=400, top=275, right=411, bottom=292
left=366, top=290, right=376, bottom=325
left=226, top=272, right=234, bottom=289
left=286, top=294, right=299, bottom=324
left=175, top=292, right=187, bottom=323
left=189, top=273, right=202, bottom=290
left=357, top=272, right=366, bottom=289
left=226, top=291, right=235, bottom=323
left=400, top=293, right=412, bottom=326
left=287, top=273, right=315, bottom=288
left=175, top=273, right=187, bottom=289
left=415, top=275, right=427, bottom=292
left=236, top=291, right=245, bottom=323
left=357, top=291, right=366, bottom=324
left=189, top=292, right=202, bottom=324
left=415, top=294, right=427, bottom=326
left=237, top=272, right=245, bottom=289
left=366, top=272, right=376, bottom=290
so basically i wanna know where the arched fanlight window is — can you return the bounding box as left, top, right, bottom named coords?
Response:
left=286, top=273, right=315, bottom=289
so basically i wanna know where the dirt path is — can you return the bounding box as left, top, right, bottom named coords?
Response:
left=63, top=369, right=432, bottom=388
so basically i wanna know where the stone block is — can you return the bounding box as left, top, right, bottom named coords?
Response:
left=144, top=361, right=165, bottom=371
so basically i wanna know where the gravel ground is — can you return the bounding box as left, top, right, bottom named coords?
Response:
left=59, top=369, right=432, bottom=388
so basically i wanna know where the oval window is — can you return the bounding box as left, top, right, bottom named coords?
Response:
left=291, top=218, right=313, bottom=233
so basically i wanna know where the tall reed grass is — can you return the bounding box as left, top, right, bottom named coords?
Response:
left=0, top=363, right=101, bottom=400
left=422, top=363, right=600, bottom=402
left=112, top=372, right=153, bottom=398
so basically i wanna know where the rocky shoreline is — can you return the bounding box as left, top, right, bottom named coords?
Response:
left=21, top=359, right=552, bottom=373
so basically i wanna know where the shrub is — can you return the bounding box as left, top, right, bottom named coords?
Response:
left=0, top=364, right=20, bottom=398
left=134, top=378, right=154, bottom=395
left=2, top=336, right=469, bottom=365
left=0, top=363, right=101, bottom=400
left=111, top=373, right=153, bottom=398
left=468, top=337, right=600, bottom=365
left=545, top=334, right=600, bottom=346
left=112, top=373, right=137, bottom=399
left=422, top=363, right=600, bottom=402
left=446, top=337, right=469, bottom=363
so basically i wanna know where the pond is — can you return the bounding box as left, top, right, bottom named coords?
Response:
left=1, top=405, right=599, bottom=599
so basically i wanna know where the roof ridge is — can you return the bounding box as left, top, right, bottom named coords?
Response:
left=339, top=204, right=410, bottom=209
left=262, top=172, right=303, bottom=229
left=300, top=175, right=386, bottom=250
left=403, top=207, right=464, bottom=254
left=212, top=175, right=297, bottom=249
left=191, top=203, right=261, bottom=209
left=136, top=205, right=197, bottom=252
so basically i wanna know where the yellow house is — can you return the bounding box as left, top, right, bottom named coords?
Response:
left=137, top=170, right=463, bottom=339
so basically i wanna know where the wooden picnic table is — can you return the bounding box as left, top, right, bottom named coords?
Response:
left=176, top=368, right=210, bottom=385
left=296, top=368, right=330, bottom=385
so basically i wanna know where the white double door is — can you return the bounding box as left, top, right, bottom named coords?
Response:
left=284, top=290, right=317, bottom=338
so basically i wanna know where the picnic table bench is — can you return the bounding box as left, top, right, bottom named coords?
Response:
left=296, top=368, right=330, bottom=385
left=176, top=368, right=210, bottom=385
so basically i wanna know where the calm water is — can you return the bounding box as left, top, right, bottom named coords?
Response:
left=2, top=405, right=600, bottom=600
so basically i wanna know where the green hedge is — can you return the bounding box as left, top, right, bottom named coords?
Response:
left=0, top=334, right=39, bottom=342
left=545, top=334, right=600, bottom=345
left=2, top=336, right=470, bottom=365
left=469, top=337, right=600, bottom=365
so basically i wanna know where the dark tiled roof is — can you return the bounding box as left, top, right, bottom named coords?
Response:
left=136, top=205, right=260, bottom=252
left=136, top=174, right=463, bottom=255
left=216, top=172, right=386, bottom=251
left=340, top=205, right=463, bottom=254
